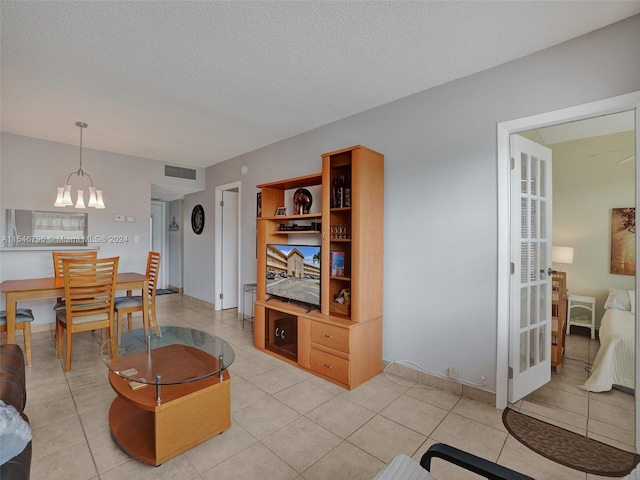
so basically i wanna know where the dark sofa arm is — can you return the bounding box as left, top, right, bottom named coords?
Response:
left=0, top=442, right=31, bottom=480
left=420, top=443, right=534, bottom=480
left=0, top=344, right=31, bottom=480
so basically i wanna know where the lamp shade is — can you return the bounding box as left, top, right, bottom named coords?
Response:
left=87, top=187, right=98, bottom=207
left=552, top=246, right=574, bottom=264
left=62, top=185, right=73, bottom=206
left=54, top=187, right=66, bottom=207
left=75, top=189, right=85, bottom=209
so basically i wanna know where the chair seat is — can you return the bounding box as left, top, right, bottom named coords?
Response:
left=56, top=303, right=109, bottom=324
left=0, top=309, right=34, bottom=326
left=114, top=296, right=151, bottom=309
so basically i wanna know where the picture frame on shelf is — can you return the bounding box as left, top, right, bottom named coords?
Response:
left=256, top=192, right=262, bottom=218
left=275, top=206, right=287, bottom=216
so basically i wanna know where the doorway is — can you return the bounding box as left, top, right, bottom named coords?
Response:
left=150, top=200, right=168, bottom=290
left=520, top=112, right=635, bottom=450
left=496, top=91, right=640, bottom=452
left=214, top=181, right=242, bottom=311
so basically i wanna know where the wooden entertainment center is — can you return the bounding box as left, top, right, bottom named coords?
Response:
left=254, top=145, right=384, bottom=389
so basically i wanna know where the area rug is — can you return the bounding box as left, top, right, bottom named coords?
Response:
left=502, top=407, right=640, bottom=477
left=156, top=289, right=176, bottom=295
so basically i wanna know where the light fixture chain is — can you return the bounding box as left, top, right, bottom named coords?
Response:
left=79, top=123, right=83, bottom=174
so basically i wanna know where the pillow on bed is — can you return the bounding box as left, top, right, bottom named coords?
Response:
left=604, top=288, right=631, bottom=311
left=628, top=290, right=635, bottom=314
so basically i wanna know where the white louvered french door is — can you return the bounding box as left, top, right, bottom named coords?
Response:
left=508, top=135, right=553, bottom=403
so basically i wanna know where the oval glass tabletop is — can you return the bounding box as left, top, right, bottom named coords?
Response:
left=100, top=326, right=235, bottom=385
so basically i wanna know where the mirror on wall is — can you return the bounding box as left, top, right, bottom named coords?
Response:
left=4, top=209, right=88, bottom=247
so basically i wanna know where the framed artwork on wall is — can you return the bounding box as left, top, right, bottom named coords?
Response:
left=191, top=205, right=205, bottom=234
left=610, top=207, right=635, bottom=275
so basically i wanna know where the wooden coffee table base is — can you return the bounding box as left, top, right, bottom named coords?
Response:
left=108, top=369, right=231, bottom=466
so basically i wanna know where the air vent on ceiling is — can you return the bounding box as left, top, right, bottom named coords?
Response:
left=165, top=165, right=196, bottom=180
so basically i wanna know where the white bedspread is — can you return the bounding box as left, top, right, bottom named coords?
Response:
left=580, top=308, right=635, bottom=392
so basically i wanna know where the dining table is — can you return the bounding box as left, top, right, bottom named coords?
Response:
left=0, top=272, right=149, bottom=345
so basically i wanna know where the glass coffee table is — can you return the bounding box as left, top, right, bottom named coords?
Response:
left=100, top=326, right=235, bottom=466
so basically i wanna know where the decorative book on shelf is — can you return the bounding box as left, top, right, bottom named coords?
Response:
left=330, top=251, right=345, bottom=277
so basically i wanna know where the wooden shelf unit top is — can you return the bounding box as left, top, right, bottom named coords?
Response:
left=257, top=173, right=322, bottom=191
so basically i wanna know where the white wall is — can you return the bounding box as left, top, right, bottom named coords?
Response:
left=182, top=168, right=216, bottom=303
left=167, top=199, right=183, bottom=290
left=191, top=14, right=640, bottom=393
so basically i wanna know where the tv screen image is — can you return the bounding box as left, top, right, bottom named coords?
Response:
left=266, top=244, right=321, bottom=310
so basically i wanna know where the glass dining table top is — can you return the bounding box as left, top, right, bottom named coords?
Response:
left=100, top=326, right=235, bottom=385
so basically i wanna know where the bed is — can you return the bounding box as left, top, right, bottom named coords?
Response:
left=580, top=289, right=635, bottom=393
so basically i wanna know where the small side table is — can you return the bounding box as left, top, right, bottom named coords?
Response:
left=242, top=283, right=257, bottom=331
left=567, top=294, right=596, bottom=339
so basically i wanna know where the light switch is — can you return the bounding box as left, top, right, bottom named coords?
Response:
left=133, top=235, right=139, bottom=244
left=114, top=215, right=125, bottom=222
left=126, top=216, right=135, bottom=222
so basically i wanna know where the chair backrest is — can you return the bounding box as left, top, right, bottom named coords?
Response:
left=53, top=251, right=98, bottom=278
left=62, top=257, right=119, bottom=321
left=146, top=251, right=161, bottom=299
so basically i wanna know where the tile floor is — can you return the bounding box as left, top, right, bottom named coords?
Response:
left=19, top=293, right=636, bottom=480
left=521, top=325, right=635, bottom=453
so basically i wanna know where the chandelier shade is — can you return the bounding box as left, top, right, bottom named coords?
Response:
left=54, top=122, right=105, bottom=209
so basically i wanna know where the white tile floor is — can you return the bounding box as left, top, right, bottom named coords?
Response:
left=17, top=293, right=636, bottom=480
left=521, top=326, right=635, bottom=453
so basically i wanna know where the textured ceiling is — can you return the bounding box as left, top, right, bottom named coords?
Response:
left=2, top=1, right=639, bottom=168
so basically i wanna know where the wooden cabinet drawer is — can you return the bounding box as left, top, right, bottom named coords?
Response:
left=311, top=322, right=349, bottom=352
left=311, top=349, right=349, bottom=384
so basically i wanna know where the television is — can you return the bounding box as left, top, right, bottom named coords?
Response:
left=266, top=244, right=321, bottom=311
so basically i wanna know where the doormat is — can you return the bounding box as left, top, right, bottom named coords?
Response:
left=502, top=408, right=640, bottom=477
left=156, top=289, right=176, bottom=295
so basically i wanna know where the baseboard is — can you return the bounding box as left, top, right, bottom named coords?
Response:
left=181, top=293, right=215, bottom=309
left=167, top=284, right=183, bottom=293
left=382, top=360, right=496, bottom=406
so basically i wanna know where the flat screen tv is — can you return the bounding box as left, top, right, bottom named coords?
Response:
left=266, top=244, right=321, bottom=311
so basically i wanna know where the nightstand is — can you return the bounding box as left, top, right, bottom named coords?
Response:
left=567, top=295, right=596, bottom=339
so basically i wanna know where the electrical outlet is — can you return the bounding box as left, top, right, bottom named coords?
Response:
left=448, top=367, right=458, bottom=380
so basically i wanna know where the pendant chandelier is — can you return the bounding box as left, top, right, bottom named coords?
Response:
left=54, top=122, right=105, bottom=208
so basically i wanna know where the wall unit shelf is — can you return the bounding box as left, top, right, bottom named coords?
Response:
left=263, top=213, right=322, bottom=222
left=254, top=145, right=384, bottom=390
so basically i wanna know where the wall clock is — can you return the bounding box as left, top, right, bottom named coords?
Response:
left=191, top=205, right=205, bottom=234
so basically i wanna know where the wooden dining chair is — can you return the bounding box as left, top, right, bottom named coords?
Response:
left=114, top=251, right=161, bottom=341
left=52, top=251, right=98, bottom=310
left=55, top=256, right=119, bottom=371
left=0, top=308, right=35, bottom=366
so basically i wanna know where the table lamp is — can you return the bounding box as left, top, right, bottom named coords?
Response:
left=552, top=246, right=574, bottom=272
